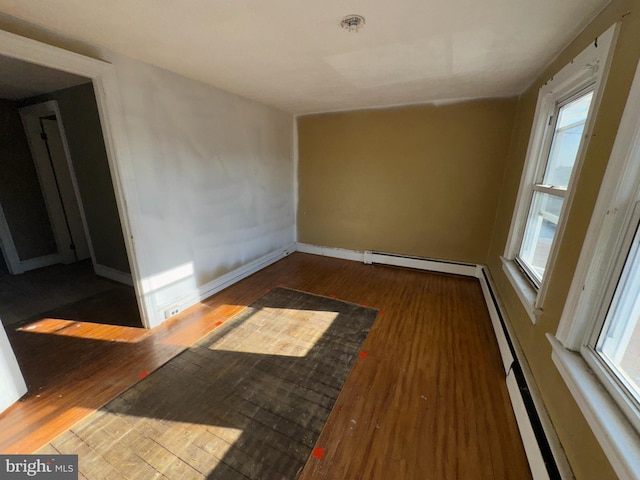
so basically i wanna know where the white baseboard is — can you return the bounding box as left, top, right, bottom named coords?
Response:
left=18, top=253, right=61, bottom=273
left=479, top=265, right=550, bottom=479
left=94, top=264, right=133, bottom=286
left=160, top=243, right=296, bottom=319
left=196, top=243, right=296, bottom=302
left=296, top=243, right=477, bottom=277
left=477, top=268, right=515, bottom=372
left=366, top=250, right=477, bottom=277
left=477, top=265, right=573, bottom=480
left=296, top=243, right=364, bottom=262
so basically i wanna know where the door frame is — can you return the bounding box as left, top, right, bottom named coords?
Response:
left=0, top=202, right=21, bottom=275
left=0, top=30, right=150, bottom=327
left=19, top=100, right=94, bottom=268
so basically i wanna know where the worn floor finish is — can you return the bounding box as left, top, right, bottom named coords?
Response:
left=1, top=253, right=531, bottom=479
left=37, top=288, right=378, bottom=479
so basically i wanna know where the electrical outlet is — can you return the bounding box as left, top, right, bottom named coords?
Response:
left=164, top=306, right=180, bottom=319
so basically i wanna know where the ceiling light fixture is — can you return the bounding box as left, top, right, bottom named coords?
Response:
left=340, top=15, right=365, bottom=33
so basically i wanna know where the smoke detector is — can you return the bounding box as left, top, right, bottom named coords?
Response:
left=341, top=15, right=366, bottom=32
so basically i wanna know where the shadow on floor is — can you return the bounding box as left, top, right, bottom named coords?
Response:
left=0, top=260, right=140, bottom=328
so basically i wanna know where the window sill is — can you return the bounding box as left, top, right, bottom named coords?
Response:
left=501, top=257, right=542, bottom=324
left=547, top=334, right=640, bottom=479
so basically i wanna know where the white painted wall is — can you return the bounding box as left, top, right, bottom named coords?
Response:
left=0, top=325, right=26, bottom=413
left=1, top=24, right=294, bottom=331
left=0, top=28, right=295, bottom=417
left=110, top=56, right=295, bottom=327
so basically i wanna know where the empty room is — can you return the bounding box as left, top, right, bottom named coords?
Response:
left=1, top=1, right=639, bottom=479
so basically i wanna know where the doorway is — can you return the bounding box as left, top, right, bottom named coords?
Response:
left=0, top=79, right=139, bottom=327
left=0, top=31, right=149, bottom=415
left=0, top=57, right=142, bottom=416
left=19, top=102, right=91, bottom=269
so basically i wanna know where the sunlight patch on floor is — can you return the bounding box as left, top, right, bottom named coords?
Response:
left=17, top=318, right=146, bottom=343
left=205, top=307, right=338, bottom=357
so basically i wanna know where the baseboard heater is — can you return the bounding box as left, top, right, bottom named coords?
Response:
left=363, top=250, right=478, bottom=277
left=480, top=268, right=563, bottom=480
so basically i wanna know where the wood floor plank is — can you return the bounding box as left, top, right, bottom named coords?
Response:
left=1, top=252, right=531, bottom=479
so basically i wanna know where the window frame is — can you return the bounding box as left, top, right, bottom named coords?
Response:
left=550, top=23, right=640, bottom=480
left=515, top=86, right=595, bottom=288
left=581, top=201, right=640, bottom=435
left=502, top=24, right=617, bottom=324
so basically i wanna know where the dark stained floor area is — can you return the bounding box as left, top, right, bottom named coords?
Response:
left=38, top=287, right=378, bottom=479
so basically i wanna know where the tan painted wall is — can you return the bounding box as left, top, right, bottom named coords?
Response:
left=487, top=0, right=640, bottom=478
left=298, top=99, right=517, bottom=264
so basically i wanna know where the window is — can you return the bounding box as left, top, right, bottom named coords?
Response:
left=517, top=89, right=594, bottom=286
left=550, top=24, right=640, bottom=479
left=591, top=206, right=640, bottom=406
left=580, top=203, right=640, bottom=437
left=503, top=25, right=616, bottom=323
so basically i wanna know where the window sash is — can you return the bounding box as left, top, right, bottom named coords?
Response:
left=516, top=190, right=565, bottom=287
left=532, top=184, right=567, bottom=197
left=515, top=87, right=594, bottom=289
left=533, top=87, right=594, bottom=184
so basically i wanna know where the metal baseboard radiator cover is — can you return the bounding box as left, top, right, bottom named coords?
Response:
left=364, top=250, right=478, bottom=277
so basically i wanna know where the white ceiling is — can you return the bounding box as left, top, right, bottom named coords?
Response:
left=0, top=0, right=611, bottom=114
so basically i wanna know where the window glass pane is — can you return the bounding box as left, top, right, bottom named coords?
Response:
left=519, top=192, right=563, bottom=283
left=597, top=222, right=640, bottom=403
left=542, top=91, right=594, bottom=189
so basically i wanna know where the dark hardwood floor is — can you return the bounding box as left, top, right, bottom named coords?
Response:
left=0, top=252, right=531, bottom=479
